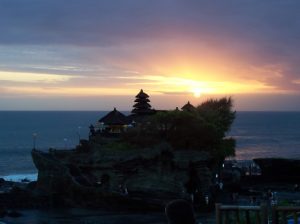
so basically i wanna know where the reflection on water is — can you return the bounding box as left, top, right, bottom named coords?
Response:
left=229, top=112, right=300, bottom=160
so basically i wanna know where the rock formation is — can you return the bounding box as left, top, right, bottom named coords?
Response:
left=254, top=158, right=300, bottom=181
left=31, top=142, right=213, bottom=209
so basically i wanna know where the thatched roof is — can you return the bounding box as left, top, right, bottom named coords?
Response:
left=134, top=98, right=150, bottom=103
left=135, top=89, right=149, bottom=98
left=132, top=89, right=154, bottom=115
left=99, top=108, right=130, bottom=125
left=181, top=101, right=196, bottom=112
left=131, top=108, right=155, bottom=115
left=133, top=102, right=152, bottom=109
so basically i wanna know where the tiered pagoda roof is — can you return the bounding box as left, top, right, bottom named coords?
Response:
left=135, top=89, right=149, bottom=98
left=131, top=89, right=154, bottom=115
left=99, top=91, right=198, bottom=127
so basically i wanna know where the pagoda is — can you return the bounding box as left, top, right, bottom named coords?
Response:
left=131, top=89, right=154, bottom=115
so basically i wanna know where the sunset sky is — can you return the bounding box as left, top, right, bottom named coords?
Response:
left=1, top=0, right=300, bottom=111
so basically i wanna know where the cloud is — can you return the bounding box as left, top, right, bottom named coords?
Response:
left=1, top=0, right=300, bottom=110
left=1, top=0, right=299, bottom=48
left=0, top=71, right=72, bottom=83
left=293, top=80, right=300, bottom=85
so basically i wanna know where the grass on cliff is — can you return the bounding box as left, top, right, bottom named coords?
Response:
left=105, top=141, right=137, bottom=151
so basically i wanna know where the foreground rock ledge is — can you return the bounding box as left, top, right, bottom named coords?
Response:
left=31, top=144, right=213, bottom=209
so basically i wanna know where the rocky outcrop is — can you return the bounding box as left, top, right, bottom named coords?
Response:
left=254, top=158, right=300, bottom=181
left=31, top=143, right=213, bottom=209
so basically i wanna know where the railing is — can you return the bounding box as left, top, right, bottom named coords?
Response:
left=216, top=204, right=300, bottom=224
left=215, top=203, right=268, bottom=224
left=272, top=206, right=300, bottom=224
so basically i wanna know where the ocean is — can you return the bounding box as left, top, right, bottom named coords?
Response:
left=231, top=112, right=300, bottom=160
left=0, top=111, right=300, bottom=180
left=0, top=111, right=107, bottom=179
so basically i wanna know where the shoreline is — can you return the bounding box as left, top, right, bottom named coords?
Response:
left=1, top=156, right=297, bottom=183
left=1, top=159, right=300, bottom=224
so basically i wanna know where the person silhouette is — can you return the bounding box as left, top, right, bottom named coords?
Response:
left=165, top=199, right=196, bottom=224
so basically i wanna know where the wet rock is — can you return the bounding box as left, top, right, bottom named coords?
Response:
left=26, top=181, right=37, bottom=191
left=31, top=146, right=214, bottom=209
left=21, top=178, right=30, bottom=183
left=0, top=178, right=5, bottom=186
left=254, top=158, right=300, bottom=181
left=7, top=210, right=22, bottom=218
left=0, top=207, right=7, bottom=218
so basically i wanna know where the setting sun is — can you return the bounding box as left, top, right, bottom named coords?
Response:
left=192, top=88, right=202, bottom=98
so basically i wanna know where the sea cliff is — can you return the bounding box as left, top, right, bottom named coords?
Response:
left=31, top=142, right=213, bottom=209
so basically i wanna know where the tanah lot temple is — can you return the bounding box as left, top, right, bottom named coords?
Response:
left=31, top=89, right=216, bottom=210
left=90, top=89, right=195, bottom=136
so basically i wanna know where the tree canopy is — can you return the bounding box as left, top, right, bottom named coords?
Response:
left=122, top=97, right=236, bottom=160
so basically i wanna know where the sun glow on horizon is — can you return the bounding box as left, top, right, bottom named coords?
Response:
left=191, top=87, right=202, bottom=98
left=0, top=63, right=292, bottom=100
left=119, top=74, right=280, bottom=95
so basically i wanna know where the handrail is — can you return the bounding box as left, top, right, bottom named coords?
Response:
left=272, top=205, right=300, bottom=224
left=216, top=203, right=268, bottom=224
left=273, top=206, right=300, bottom=211
left=217, top=205, right=261, bottom=211
left=216, top=203, right=300, bottom=224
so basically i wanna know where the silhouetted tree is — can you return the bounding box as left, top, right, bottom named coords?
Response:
left=123, top=97, right=236, bottom=160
